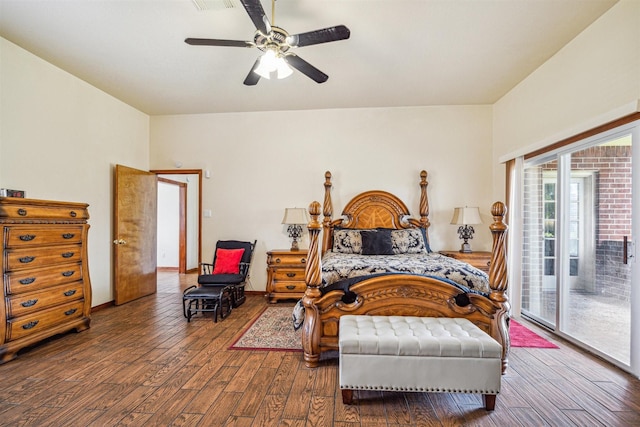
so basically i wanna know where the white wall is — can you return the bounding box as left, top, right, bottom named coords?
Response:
left=493, top=0, right=640, bottom=198
left=150, top=106, right=495, bottom=292
left=157, top=182, right=180, bottom=267
left=0, top=37, right=150, bottom=306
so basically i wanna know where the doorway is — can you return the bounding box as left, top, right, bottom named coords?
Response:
left=152, top=169, right=203, bottom=273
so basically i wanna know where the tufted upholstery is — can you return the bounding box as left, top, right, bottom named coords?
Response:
left=339, top=316, right=502, bottom=358
left=339, top=315, right=502, bottom=410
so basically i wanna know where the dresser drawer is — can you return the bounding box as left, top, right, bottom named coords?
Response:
left=6, top=282, right=84, bottom=318
left=6, top=300, right=85, bottom=342
left=272, top=281, right=306, bottom=293
left=4, top=226, right=84, bottom=248
left=272, top=269, right=305, bottom=281
left=5, top=244, right=82, bottom=271
left=269, top=252, right=307, bottom=266
left=0, top=201, right=89, bottom=221
left=5, top=263, right=84, bottom=295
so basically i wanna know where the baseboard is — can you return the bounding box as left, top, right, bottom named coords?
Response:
left=91, top=300, right=114, bottom=313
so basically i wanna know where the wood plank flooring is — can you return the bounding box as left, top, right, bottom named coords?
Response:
left=0, top=271, right=639, bottom=426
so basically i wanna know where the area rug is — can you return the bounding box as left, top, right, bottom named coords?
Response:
left=510, top=320, right=558, bottom=348
left=230, top=308, right=558, bottom=351
left=229, top=306, right=302, bottom=352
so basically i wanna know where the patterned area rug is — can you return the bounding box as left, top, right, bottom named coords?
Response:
left=230, top=306, right=302, bottom=352
left=510, top=320, right=559, bottom=348
left=230, top=309, right=558, bottom=351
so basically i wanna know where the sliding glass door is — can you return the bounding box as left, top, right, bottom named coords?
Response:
left=521, top=123, right=638, bottom=374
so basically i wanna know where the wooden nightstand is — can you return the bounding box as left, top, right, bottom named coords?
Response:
left=266, top=249, right=308, bottom=303
left=439, top=250, right=492, bottom=273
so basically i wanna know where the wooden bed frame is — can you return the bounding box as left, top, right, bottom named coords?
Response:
left=301, top=170, right=511, bottom=372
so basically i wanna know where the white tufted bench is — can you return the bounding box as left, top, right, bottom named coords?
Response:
left=339, top=315, right=502, bottom=410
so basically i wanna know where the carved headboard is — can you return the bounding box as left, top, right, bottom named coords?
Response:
left=320, top=171, right=430, bottom=254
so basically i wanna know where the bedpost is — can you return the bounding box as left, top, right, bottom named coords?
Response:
left=488, top=201, right=508, bottom=297
left=418, top=170, right=430, bottom=229
left=488, top=201, right=510, bottom=373
left=321, top=171, right=333, bottom=254
left=303, top=201, right=323, bottom=368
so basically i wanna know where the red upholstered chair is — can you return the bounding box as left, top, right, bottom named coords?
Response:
left=197, top=240, right=255, bottom=308
left=182, top=240, right=255, bottom=322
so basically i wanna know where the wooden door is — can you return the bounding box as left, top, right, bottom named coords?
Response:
left=114, top=164, right=158, bottom=305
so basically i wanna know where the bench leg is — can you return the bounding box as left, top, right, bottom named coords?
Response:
left=483, top=394, right=496, bottom=411
left=341, top=389, right=353, bottom=405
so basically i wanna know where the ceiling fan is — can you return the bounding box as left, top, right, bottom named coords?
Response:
left=185, top=0, right=350, bottom=85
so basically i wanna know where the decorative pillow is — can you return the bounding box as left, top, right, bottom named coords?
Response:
left=361, top=229, right=394, bottom=255
left=391, top=228, right=429, bottom=254
left=213, top=248, right=245, bottom=274
left=333, top=229, right=363, bottom=254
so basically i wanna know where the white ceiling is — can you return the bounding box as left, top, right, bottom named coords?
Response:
left=0, top=0, right=618, bottom=116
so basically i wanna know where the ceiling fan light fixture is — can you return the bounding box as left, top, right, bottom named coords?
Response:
left=254, top=49, right=292, bottom=79
left=275, top=57, right=293, bottom=79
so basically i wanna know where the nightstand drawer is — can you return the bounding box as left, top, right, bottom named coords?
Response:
left=268, top=252, right=307, bottom=266
left=273, top=269, right=305, bottom=281
left=272, top=281, right=306, bottom=293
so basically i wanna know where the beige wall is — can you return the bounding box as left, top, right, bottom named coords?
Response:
left=0, top=38, right=150, bottom=306
left=493, top=0, right=640, bottom=196
left=150, top=106, right=494, bottom=291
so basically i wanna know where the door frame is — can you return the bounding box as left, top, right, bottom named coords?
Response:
left=157, top=177, right=187, bottom=273
left=151, top=169, right=203, bottom=272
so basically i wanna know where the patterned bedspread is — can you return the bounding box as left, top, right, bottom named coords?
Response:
left=292, top=251, right=490, bottom=330
left=321, top=251, right=490, bottom=294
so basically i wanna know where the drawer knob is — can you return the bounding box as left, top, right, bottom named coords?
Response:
left=69, top=211, right=77, bottom=218
left=64, top=289, right=77, bottom=297
left=62, top=270, right=75, bottom=277
left=19, top=256, right=35, bottom=264
left=301, top=258, right=306, bottom=264
left=64, top=308, right=77, bottom=316
left=22, top=320, right=39, bottom=330
left=21, top=299, right=38, bottom=308
left=286, top=272, right=296, bottom=278
left=275, top=258, right=281, bottom=263
left=17, top=208, right=27, bottom=216
left=19, top=234, right=36, bottom=241
left=62, top=233, right=75, bottom=239
left=61, top=252, right=75, bottom=258
left=19, top=277, right=36, bottom=285
left=286, top=285, right=296, bottom=290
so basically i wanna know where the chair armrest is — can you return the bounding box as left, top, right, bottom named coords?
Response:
left=239, top=262, right=250, bottom=277
left=200, top=262, right=214, bottom=275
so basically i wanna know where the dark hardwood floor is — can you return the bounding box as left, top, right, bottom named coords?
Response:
left=0, top=271, right=639, bottom=426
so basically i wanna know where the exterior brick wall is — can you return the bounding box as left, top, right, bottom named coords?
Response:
left=572, top=145, right=631, bottom=301
left=522, top=145, right=631, bottom=306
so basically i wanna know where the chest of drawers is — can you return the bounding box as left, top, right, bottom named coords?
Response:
left=0, top=197, right=92, bottom=363
left=266, top=249, right=308, bottom=303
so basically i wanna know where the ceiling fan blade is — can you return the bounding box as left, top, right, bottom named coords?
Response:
left=185, top=38, right=253, bottom=48
left=288, top=25, right=350, bottom=47
left=283, top=54, right=328, bottom=84
left=239, top=0, right=271, bottom=35
left=243, top=59, right=261, bottom=86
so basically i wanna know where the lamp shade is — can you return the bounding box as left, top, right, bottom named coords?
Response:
left=282, top=208, right=309, bottom=225
left=450, top=207, right=482, bottom=225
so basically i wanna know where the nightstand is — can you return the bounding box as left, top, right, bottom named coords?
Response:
left=266, top=249, right=308, bottom=303
left=439, top=251, right=492, bottom=273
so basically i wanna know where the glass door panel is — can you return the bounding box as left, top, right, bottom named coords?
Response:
left=522, top=160, right=558, bottom=327
left=562, top=136, right=632, bottom=365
